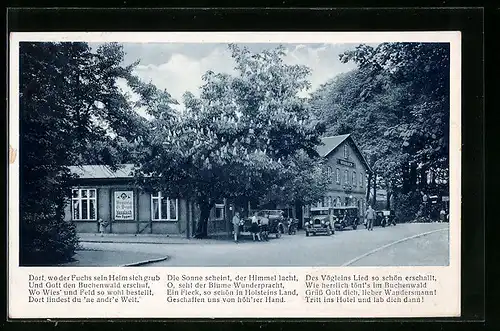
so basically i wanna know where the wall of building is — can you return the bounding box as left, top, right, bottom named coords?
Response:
left=64, top=183, right=189, bottom=235
left=318, top=138, right=369, bottom=217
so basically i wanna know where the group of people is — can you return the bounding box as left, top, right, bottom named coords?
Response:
left=232, top=211, right=269, bottom=243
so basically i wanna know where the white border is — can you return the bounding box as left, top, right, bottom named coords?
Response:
left=8, top=31, right=461, bottom=319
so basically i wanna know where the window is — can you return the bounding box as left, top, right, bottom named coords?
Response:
left=353, top=171, right=357, bottom=186
left=336, top=168, right=340, bottom=184
left=343, top=144, right=350, bottom=159
left=215, top=204, right=225, bottom=220
left=151, top=192, right=178, bottom=221
left=328, top=196, right=333, bottom=207
left=72, top=188, right=97, bottom=220
left=344, top=170, right=349, bottom=185
left=327, top=166, right=332, bottom=178
left=359, top=172, right=363, bottom=187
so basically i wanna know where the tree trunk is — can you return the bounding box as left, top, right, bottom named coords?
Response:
left=294, top=200, right=303, bottom=229
left=195, top=200, right=212, bottom=239
left=372, top=172, right=377, bottom=207
left=186, top=200, right=191, bottom=239
left=409, top=162, right=417, bottom=192
left=402, top=162, right=409, bottom=194
left=366, top=172, right=372, bottom=203
left=386, top=183, right=391, bottom=210
left=419, top=166, right=428, bottom=191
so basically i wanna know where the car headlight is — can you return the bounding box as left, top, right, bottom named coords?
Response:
left=326, top=221, right=330, bottom=225
left=305, top=221, right=309, bottom=226
left=321, top=220, right=325, bottom=224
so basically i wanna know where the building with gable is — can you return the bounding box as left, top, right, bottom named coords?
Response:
left=303, top=134, right=372, bottom=221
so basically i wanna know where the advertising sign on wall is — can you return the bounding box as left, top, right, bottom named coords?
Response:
left=114, top=190, right=134, bottom=220
left=337, top=159, right=355, bottom=168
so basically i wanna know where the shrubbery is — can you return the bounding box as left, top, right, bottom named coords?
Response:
left=393, top=191, right=422, bottom=223
left=20, top=213, right=79, bottom=266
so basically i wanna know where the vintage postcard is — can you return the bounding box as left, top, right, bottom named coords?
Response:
left=8, top=31, right=461, bottom=318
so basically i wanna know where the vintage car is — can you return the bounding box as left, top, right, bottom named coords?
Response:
left=247, top=210, right=285, bottom=239
left=374, top=210, right=397, bottom=227
left=333, top=206, right=359, bottom=230
left=304, top=207, right=335, bottom=236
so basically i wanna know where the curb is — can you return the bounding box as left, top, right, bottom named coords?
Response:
left=341, top=227, right=449, bottom=266
left=80, top=240, right=227, bottom=245
left=121, top=256, right=170, bottom=267
left=81, top=240, right=192, bottom=245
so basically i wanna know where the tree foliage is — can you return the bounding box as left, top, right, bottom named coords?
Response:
left=136, top=44, right=328, bottom=237
left=310, top=42, right=450, bottom=220
left=338, top=42, right=450, bottom=171
left=20, top=42, right=148, bottom=264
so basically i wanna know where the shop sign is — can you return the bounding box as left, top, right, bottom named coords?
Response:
left=114, top=190, right=134, bottom=220
left=337, top=159, right=355, bottom=167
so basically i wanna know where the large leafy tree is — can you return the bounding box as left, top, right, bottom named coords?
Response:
left=261, top=151, right=332, bottom=208
left=339, top=43, right=450, bottom=172
left=136, top=44, right=327, bottom=238
left=311, top=42, right=450, bottom=219
left=19, top=42, right=148, bottom=265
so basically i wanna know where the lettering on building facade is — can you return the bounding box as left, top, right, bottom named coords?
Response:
left=114, top=191, right=134, bottom=220
left=337, top=159, right=355, bottom=168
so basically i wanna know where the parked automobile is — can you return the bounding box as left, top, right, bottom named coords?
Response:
left=238, top=217, right=256, bottom=238
left=373, top=210, right=397, bottom=227
left=252, top=210, right=285, bottom=239
left=333, top=206, right=359, bottom=230
left=304, top=207, right=335, bottom=236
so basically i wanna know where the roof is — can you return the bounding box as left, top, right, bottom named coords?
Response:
left=317, top=134, right=372, bottom=173
left=68, top=164, right=136, bottom=179
left=317, top=134, right=350, bottom=158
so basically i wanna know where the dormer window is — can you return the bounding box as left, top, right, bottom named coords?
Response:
left=343, top=144, right=349, bottom=159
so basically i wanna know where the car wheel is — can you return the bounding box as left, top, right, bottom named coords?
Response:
left=276, top=231, right=281, bottom=238
left=306, top=231, right=309, bottom=237
left=352, top=224, right=357, bottom=230
left=327, top=228, right=332, bottom=236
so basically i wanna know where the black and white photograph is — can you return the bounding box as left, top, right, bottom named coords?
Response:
left=8, top=29, right=465, bottom=319
left=14, top=35, right=453, bottom=269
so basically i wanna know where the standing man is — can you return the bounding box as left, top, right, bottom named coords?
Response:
left=365, top=205, right=375, bottom=231
left=232, top=211, right=241, bottom=243
left=439, top=208, right=446, bottom=223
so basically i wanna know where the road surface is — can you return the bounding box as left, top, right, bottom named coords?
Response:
left=80, top=223, right=449, bottom=267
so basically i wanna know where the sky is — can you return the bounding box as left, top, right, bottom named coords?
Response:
left=98, top=42, right=362, bottom=114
